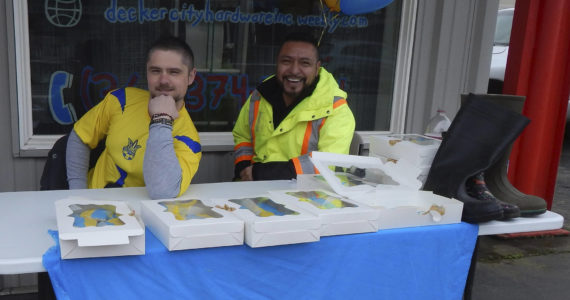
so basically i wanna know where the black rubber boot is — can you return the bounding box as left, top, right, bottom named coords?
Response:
left=466, top=94, right=547, bottom=216
left=423, top=94, right=530, bottom=223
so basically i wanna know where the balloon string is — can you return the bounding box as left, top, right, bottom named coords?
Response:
left=318, top=0, right=326, bottom=47
left=318, top=0, right=340, bottom=47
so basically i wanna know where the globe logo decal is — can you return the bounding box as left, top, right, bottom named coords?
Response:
left=45, top=0, right=82, bottom=28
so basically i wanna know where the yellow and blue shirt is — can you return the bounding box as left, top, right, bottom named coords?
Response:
left=73, top=87, right=201, bottom=196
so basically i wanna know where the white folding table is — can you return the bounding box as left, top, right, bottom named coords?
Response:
left=0, top=181, right=564, bottom=300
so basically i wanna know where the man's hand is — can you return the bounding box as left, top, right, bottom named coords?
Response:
left=148, top=95, right=179, bottom=120
left=240, top=165, right=253, bottom=181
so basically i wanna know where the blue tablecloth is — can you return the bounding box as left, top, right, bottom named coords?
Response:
left=43, top=223, right=478, bottom=300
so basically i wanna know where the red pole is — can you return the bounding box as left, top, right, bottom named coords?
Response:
left=504, top=0, right=570, bottom=209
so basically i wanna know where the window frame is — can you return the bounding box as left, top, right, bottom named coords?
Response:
left=9, top=0, right=417, bottom=156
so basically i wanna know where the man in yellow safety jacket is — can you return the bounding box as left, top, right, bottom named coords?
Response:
left=232, top=32, right=355, bottom=181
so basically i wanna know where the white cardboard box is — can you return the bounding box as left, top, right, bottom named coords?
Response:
left=55, top=197, right=145, bottom=259
left=269, top=189, right=379, bottom=236
left=349, top=190, right=463, bottom=230
left=215, top=195, right=321, bottom=248
left=369, top=134, right=441, bottom=167
left=141, top=198, right=244, bottom=251
left=369, top=153, right=432, bottom=186
left=369, top=153, right=432, bottom=176
left=309, top=151, right=422, bottom=198
left=296, top=174, right=338, bottom=192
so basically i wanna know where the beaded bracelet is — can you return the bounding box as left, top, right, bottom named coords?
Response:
left=151, top=113, right=174, bottom=121
left=149, top=118, right=173, bottom=127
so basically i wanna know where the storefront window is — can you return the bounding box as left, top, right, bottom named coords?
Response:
left=16, top=0, right=404, bottom=149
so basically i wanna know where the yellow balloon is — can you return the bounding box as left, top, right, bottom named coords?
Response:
left=324, top=0, right=341, bottom=12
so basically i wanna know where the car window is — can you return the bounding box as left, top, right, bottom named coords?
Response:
left=494, top=10, right=513, bottom=46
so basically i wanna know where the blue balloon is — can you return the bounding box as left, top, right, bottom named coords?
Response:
left=340, top=0, right=394, bottom=15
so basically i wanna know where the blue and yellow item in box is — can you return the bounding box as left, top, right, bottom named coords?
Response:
left=229, top=197, right=299, bottom=217
left=286, top=190, right=356, bottom=209
left=159, top=199, right=222, bottom=221
left=67, top=204, right=124, bottom=227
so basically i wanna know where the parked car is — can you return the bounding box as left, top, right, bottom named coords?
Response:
left=489, top=8, right=570, bottom=123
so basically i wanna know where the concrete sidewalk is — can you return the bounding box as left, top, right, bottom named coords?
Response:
left=471, top=131, right=570, bottom=300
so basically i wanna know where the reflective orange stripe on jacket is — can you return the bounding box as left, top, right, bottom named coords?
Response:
left=234, top=142, right=253, bottom=164
left=249, top=91, right=262, bottom=150
left=301, top=118, right=326, bottom=155
left=333, top=97, right=347, bottom=109
left=234, top=91, right=262, bottom=165
left=291, top=154, right=320, bottom=175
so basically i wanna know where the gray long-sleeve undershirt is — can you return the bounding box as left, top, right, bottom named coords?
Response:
left=143, top=123, right=182, bottom=199
left=66, top=124, right=182, bottom=199
left=66, top=130, right=89, bottom=189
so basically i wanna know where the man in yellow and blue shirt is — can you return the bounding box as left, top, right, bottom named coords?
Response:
left=66, top=36, right=201, bottom=199
left=233, top=32, right=355, bottom=180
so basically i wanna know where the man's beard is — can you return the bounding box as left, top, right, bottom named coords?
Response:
left=278, top=76, right=320, bottom=103
left=151, top=86, right=186, bottom=102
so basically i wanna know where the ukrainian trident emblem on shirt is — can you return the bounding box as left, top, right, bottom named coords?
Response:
left=122, top=138, right=142, bottom=160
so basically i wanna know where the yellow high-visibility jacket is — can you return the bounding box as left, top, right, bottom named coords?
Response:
left=232, top=67, right=355, bottom=175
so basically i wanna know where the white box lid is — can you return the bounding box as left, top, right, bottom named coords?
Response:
left=350, top=190, right=463, bottom=223
left=215, top=196, right=321, bottom=233
left=269, top=189, right=379, bottom=222
left=369, top=134, right=441, bottom=165
left=55, top=197, right=144, bottom=247
left=140, top=199, right=244, bottom=237
left=309, top=151, right=422, bottom=198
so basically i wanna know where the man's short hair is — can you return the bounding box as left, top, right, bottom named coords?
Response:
left=147, top=36, right=195, bottom=70
left=279, top=31, right=320, bottom=61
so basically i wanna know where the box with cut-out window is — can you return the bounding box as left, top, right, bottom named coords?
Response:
left=306, top=152, right=463, bottom=230
left=141, top=198, right=244, bottom=251
left=214, top=195, right=321, bottom=248
left=368, top=134, right=441, bottom=167
left=269, top=189, right=379, bottom=236
left=348, top=189, right=463, bottom=229
left=308, top=151, right=422, bottom=199
left=55, top=197, right=145, bottom=259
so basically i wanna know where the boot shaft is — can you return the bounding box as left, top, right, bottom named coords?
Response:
left=461, top=93, right=525, bottom=113
left=424, top=94, right=530, bottom=199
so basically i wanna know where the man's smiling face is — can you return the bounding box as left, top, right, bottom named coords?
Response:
left=146, top=49, right=195, bottom=102
left=276, top=41, right=321, bottom=105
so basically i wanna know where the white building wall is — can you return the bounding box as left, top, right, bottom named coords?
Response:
left=406, top=0, right=499, bottom=134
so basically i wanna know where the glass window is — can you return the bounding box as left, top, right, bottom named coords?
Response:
left=494, top=9, right=513, bottom=46
left=17, top=0, right=403, bottom=148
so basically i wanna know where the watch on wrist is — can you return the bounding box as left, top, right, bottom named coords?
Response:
left=149, top=118, right=173, bottom=127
